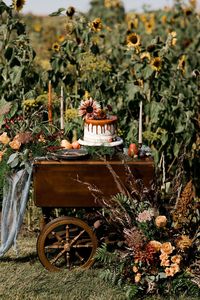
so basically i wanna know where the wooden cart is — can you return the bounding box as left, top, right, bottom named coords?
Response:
left=33, top=158, right=154, bottom=271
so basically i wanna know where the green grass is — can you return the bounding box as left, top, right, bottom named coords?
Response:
left=0, top=231, right=199, bottom=300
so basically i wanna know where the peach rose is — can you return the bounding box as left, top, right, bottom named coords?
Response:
left=171, top=263, right=180, bottom=274
left=159, top=252, right=169, bottom=261
left=0, top=132, right=10, bottom=145
left=155, top=215, right=167, bottom=228
left=171, top=255, right=182, bottom=264
left=134, top=273, right=142, bottom=283
left=160, top=259, right=170, bottom=267
left=148, top=240, right=162, bottom=252
left=165, top=267, right=175, bottom=277
left=9, top=140, right=21, bottom=150
left=161, top=242, right=174, bottom=255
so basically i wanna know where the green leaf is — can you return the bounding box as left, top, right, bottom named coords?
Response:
left=49, top=8, right=66, bottom=16
left=173, top=142, right=180, bottom=157
left=143, top=65, right=154, bottom=79
left=10, top=66, right=23, bottom=85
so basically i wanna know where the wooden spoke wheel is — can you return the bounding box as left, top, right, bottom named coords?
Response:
left=37, top=216, right=98, bottom=271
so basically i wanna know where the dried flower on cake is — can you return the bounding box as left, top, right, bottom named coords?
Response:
left=147, top=240, right=162, bottom=252
left=78, top=98, right=100, bottom=120
left=136, top=209, right=154, bottom=223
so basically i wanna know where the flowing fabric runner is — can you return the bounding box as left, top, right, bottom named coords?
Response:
left=0, top=167, right=32, bottom=257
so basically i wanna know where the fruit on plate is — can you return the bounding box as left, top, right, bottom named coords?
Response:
left=60, top=139, right=73, bottom=149
left=72, top=140, right=81, bottom=149
left=128, top=143, right=138, bottom=157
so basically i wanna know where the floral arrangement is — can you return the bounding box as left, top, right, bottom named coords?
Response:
left=78, top=98, right=113, bottom=120
left=87, top=163, right=200, bottom=298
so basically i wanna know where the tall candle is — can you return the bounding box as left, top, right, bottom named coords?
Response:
left=138, top=100, right=142, bottom=145
left=48, top=80, right=53, bottom=124
left=60, top=86, right=64, bottom=130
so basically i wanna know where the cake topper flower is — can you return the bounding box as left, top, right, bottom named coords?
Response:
left=78, top=98, right=100, bottom=120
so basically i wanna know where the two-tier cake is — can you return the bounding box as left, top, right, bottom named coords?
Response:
left=77, top=98, right=123, bottom=147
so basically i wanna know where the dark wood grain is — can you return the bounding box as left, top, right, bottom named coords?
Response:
left=33, top=159, right=154, bottom=208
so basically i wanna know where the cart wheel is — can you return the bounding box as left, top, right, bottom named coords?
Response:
left=37, top=216, right=98, bottom=271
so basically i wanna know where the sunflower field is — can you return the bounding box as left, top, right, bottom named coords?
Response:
left=0, top=0, right=200, bottom=298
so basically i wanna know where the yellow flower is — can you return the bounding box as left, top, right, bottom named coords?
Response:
left=176, top=235, right=192, bottom=251
left=90, top=18, right=103, bottom=32
left=151, top=57, right=162, bottom=72
left=127, top=33, right=141, bottom=48
left=52, top=42, right=60, bottom=52
left=0, top=132, right=10, bottom=145
left=161, top=242, right=175, bottom=255
left=148, top=240, right=162, bottom=252
left=65, top=108, right=78, bottom=120
left=128, top=18, right=139, bottom=30
left=134, top=273, right=142, bottom=283
left=9, top=140, right=21, bottom=150
left=161, top=15, right=167, bottom=25
left=12, top=0, right=25, bottom=12
left=168, top=31, right=177, bottom=46
left=57, top=35, right=65, bottom=43
left=155, top=215, right=167, bottom=228
left=140, top=52, right=151, bottom=62
left=171, top=255, right=182, bottom=264
left=178, top=55, right=186, bottom=74
left=33, top=23, right=41, bottom=33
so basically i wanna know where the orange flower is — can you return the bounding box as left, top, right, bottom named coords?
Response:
left=148, top=240, right=162, bottom=252
left=0, top=132, right=10, bottom=145
left=159, top=252, right=169, bottom=261
left=155, top=215, right=167, bottom=228
left=171, top=255, right=182, bottom=264
left=160, top=258, right=170, bottom=267
left=176, top=235, right=192, bottom=251
left=9, top=140, right=21, bottom=150
left=171, top=263, right=180, bottom=274
left=165, top=267, right=175, bottom=277
left=134, top=273, right=142, bottom=283
left=160, top=242, right=174, bottom=255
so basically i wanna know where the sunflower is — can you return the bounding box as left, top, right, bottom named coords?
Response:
left=128, top=18, right=139, bottom=30
left=151, top=57, right=162, bottom=72
left=140, top=52, right=151, bottom=61
left=90, top=18, right=103, bottom=32
left=78, top=98, right=100, bottom=120
left=178, top=55, right=186, bottom=74
left=127, top=33, right=141, bottom=48
left=145, top=21, right=155, bottom=34
left=12, top=0, right=25, bottom=12
left=52, top=42, right=60, bottom=52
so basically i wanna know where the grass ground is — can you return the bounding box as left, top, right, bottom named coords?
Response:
left=0, top=229, right=199, bottom=300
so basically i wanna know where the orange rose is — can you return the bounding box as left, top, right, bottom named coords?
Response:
left=171, top=263, right=180, bottom=274
left=9, top=140, right=21, bottom=150
left=0, top=132, right=10, bottom=145
left=165, top=267, right=175, bottom=277
left=134, top=273, right=142, bottom=283
left=171, top=255, right=182, bottom=264
left=161, top=242, right=174, bottom=255
left=148, top=240, right=162, bottom=252
left=155, top=215, right=167, bottom=228
left=160, top=258, right=170, bottom=267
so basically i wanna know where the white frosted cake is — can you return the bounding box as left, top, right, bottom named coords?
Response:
left=84, top=116, right=117, bottom=143
left=78, top=98, right=123, bottom=146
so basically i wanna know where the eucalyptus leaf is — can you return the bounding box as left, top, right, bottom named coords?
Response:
left=7, top=153, right=18, bottom=164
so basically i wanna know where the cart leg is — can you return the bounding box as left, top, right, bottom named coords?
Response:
left=40, top=208, right=51, bottom=230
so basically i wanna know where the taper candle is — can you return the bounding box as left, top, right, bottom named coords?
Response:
left=60, top=86, right=64, bottom=130
left=48, top=80, right=53, bottom=124
left=138, top=100, right=142, bottom=145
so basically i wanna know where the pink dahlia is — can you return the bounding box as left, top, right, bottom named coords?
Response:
left=78, top=98, right=100, bottom=120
